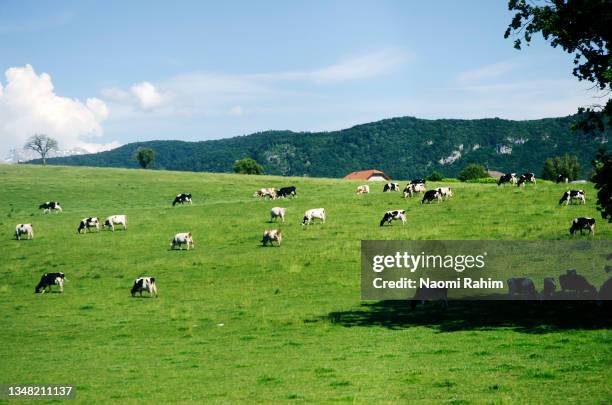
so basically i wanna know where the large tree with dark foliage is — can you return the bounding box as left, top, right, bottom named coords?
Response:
left=233, top=157, right=264, bottom=175
left=134, top=147, right=156, bottom=169
left=505, top=0, right=611, bottom=131
left=505, top=0, right=612, bottom=221
left=541, top=154, right=581, bottom=181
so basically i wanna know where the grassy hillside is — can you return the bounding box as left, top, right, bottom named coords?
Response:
left=0, top=165, right=610, bottom=404
left=38, top=115, right=610, bottom=179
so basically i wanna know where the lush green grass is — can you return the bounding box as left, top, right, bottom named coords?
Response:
left=0, top=164, right=610, bottom=404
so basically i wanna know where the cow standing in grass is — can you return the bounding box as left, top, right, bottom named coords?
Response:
left=569, top=217, right=595, bottom=236
left=356, top=185, right=370, bottom=194
left=411, top=286, right=448, bottom=309
left=379, top=210, right=407, bottom=226
left=104, top=215, right=127, bottom=231
left=261, top=229, right=282, bottom=247
left=254, top=188, right=277, bottom=199
left=35, top=272, right=65, bottom=293
left=15, top=224, right=34, bottom=240
left=302, top=208, right=326, bottom=225
left=172, top=193, right=192, bottom=206
left=171, top=232, right=194, bottom=250
left=131, top=277, right=158, bottom=297
left=276, top=186, right=297, bottom=198
left=498, top=173, right=517, bottom=186
left=421, top=189, right=441, bottom=204
left=559, top=190, right=585, bottom=205
left=270, top=207, right=286, bottom=223
left=383, top=182, right=400, bottom=192
left=507, top=277, right=537, bottom=299
left=39, top=201, right=62, bottom=214
left=436, top=187, right=453, bottom=200
left=517, top=173, right=536, bottom=187
left=77, top=217, right=100, bottom=234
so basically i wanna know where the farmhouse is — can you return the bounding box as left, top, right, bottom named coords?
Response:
left=343, top=169, right=391, bottom=182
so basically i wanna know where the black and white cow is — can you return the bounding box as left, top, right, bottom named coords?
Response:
left=421, top=189, right=441, bottom=204
left=77, top=217, right=100, bottom=234
left=411, top=286, right=448, bottom=309
left=276, top=186, right=297, bottom=198
left=35, top=272, right=65, bottom=294
left=379, top=210, right=407, bottom=226
left=436, top=187, right=453, bottom=200
left=15, top=224, right=34, bottom=240
left=559, top=190, right=585, bottom=205
left=411, top=179, right=426, bottom=186
left=39, top=201, right=62, bottom=214
left=507, top=277, right=537, bottom=299
left=559, top=270, right=597, bottom=295
left=498, top=173, right=517, bottom=186
left=172, top=193, right=192, bottom=206
left=131, top=277, right=158, bottom=297
left=403, top=183, right=426, bottom=198
left=569, top=217, right=595, bottom=236
left=104, top=215, right=127, bottom=231
left=517, top=172, right=536, bottom=187
left=383, top=182, right=400, bottom=192
left=261, top=229, right=282, bottom=247
left=556, top=174, right=569, bottom=184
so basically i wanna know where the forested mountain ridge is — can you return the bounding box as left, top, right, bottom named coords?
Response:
left=37, top=115, right=609, bottom=178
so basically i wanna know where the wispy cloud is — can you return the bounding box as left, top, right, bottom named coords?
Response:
left=456, top=60, right=520, bottom=85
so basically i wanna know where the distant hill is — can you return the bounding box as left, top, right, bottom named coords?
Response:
left=37, top=115, right=609, bottom=179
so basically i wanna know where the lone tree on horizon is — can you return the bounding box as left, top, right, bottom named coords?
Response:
left=233, top=157, right=264, bottom=175
left=134, top=147, right=156, bottom=169
left=24, top=134, right=58, bottom=166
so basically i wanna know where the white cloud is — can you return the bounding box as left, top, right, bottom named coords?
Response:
left=101, top=48, right=409, bottom=118
left=456, top=61, right=519, bottom=85
left=0, top=64, right=115, bottom=158
left=130, top=81, right=165, bottom=109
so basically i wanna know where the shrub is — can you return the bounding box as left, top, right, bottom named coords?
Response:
left=457, top=164, right=489, bottom=182
left=233, top=157, right=264, bottom=175
left=541, top=154, right=581, bottom=181
left=426, top=171, right=444, bottom=181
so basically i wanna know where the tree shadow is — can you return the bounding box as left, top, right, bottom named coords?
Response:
left=318, top=300, right=612, bottom=334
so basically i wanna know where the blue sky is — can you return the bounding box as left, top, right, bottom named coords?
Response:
left=0, top=0, right=601, bottom=156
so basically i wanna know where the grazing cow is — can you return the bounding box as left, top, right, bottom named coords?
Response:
left=507, top=277, right=537, bottom=299
left=557, top=174, right=569, bottom=183
left=411, top=179, right=426, bottom=186
left=131, top=277, right=158, bottom=297
left=498, top=173, right=517, bottom=186
left=403, top=184, right=414, bottom=198
left=569, top=217, right=595, bottom=236
left=302, top=208, right=326, bottom=225
left=104, top=215, right=127, bottom=232
left=436, top=187, right=453, bottom=199
left=517, top=172, right=536, bottom=187
left=411, top=286, right=448, bottom=309
left=172, top=193, right=192, bottom=206
left=421, top=189, right=441, bottom=204
left=171, top=232, right=194, bottom=250
left=39, top=201, right=62, bottom=214
left=559, top=270, right=597, bottom=295
left=15, top=224, right=34, bottom=240
left=261, top=229, right=282, bottom=247
left=35, top=272, right=65, bottom=294
left=77, top=217, right=100, bottom=234
left=383, top=182, right=400, bottom=192
left=356, top=185, right=370, bottom=194
left=559, top=190, right=586, bottom=205
left=379, top=210, right=407, bottom=226
left=276, top=186, right=297, bottom=198
left=270, top=207, right=286, bottom=223
left=253, top=188, right=277, bottom=199
left=543, top=277, right=556, bottom=298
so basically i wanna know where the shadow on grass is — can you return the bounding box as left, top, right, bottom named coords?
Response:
left=318, top=300, right=612, bottom=334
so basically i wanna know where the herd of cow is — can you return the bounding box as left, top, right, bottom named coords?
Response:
left=12, top=173, right=604, bottom=300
